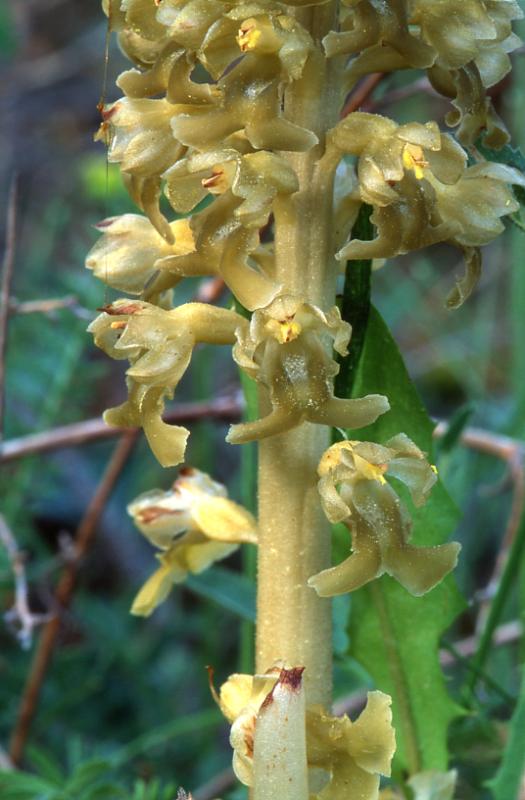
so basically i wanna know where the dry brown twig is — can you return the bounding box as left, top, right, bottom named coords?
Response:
left=341, top=72, right=384, bottom=118
left=434, top=422, right=525, bottom=627
left=8, top=432, right=138, bottom=766
left=0, top=515, right=51, bottom=650
left=0, top=395, right=242, bottom=463
left=8, top=295, right=91, bottom=320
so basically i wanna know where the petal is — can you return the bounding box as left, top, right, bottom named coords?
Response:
left=141, top=389, right=190, bottom=467
left=384, top=542, right=461, bottom=596
left=309, top=394, right=390, bottom=429
left=408, top=770, right=457, bottom=800
left=308, top=525, right=382, bottom=597
left=227, top=406, right=298, bottom=444
left=193, top=496, right=257, bottom=544
left=446, top=247, right=482, bottom=309
left=184, top=539, right=239, bottom=573
left=130, top=561, right=178, bottom=617
left=219, top=674, right=254, bottom=723
left=318, top=474, right=351, bottom=525
left=343, top=691, right=396, bottom=776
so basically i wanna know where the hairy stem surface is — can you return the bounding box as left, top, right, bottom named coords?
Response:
left=255, top=1, right=341, bottom=709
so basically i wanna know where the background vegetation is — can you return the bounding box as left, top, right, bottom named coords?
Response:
left=1, top=1, right=524, bottom=797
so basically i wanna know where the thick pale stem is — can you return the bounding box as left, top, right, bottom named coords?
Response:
left=255, top=2, right=342, bottom=710
left=257, top=423, right=333, bottom=705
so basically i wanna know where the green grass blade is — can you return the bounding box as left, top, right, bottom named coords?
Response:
left=466, top=512, right=525, bottom=697
left=111, top=709, right=221, bottom=767
left=488, top=666, right=525, bottom=800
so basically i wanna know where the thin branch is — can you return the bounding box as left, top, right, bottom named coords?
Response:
left=0, top=515, right=52, bottom=650
left=341, top=72, right=384, bottom=118
left=366, top=76, right=435, bottom=112
left=9, top=433, right=138, bottom=766
left=467, top=512, right=525, bottom=697
left=8, top=295, right=91, bottom=320
left=0, top=177, right=18, bottom=441
left=434, top=422, right=525, bottom=629
left=0, top=395, right=242, bottom=463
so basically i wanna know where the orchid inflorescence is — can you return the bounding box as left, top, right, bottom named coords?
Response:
left=87, top=1, right=523, bottom=797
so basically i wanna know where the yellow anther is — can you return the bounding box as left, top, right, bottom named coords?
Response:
left=265, top=317, right=302, bottom=344
left=237, top=22, right=262, bottom=52
left=431, top=464, right=438, bottom=474
left=353, top=453, right=388, bottom=484
left=402, top=144, right=428, bottom=180
left=110, top=320, right=127, bottom=330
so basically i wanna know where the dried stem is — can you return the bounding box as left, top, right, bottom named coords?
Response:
left=0, top=395, right=241, bottom=463
left=9, top=433, right=137, bottom=765
left=0, top=515, right=51, bottom=649
left=433, top=422, right=525, bottom=625
left=8, top=295, right=91, bottom=319
left=341, top=72, right=384, bottom=117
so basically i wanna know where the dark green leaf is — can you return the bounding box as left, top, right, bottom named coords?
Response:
left=336, top=204, right=373, bottom=398
left=186, top=565, right=256, bottom=622
left=0, top=771, right=57, bottom=800
left=79, top=783, right=127, bottom=800
left=112, top=708, right=221, bottom=767
left=27, top=746, right=65, bottom=786
left=435, top=403, right=475, bottom=458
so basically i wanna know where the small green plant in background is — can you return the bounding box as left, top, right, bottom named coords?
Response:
left=2, top=1, right=525, bottom=799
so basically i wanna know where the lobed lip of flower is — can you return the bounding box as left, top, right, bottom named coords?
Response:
left=306, top=690, right=396, bottom=800
left=128, top=467, right=257, bottom=616
left=309, top=436, right=460, bottom=598
left=228, top=295, right=390, bottom=444
left=328, top=112, right=467, bottom=209
left=88, top=300, right=248, bottom=466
